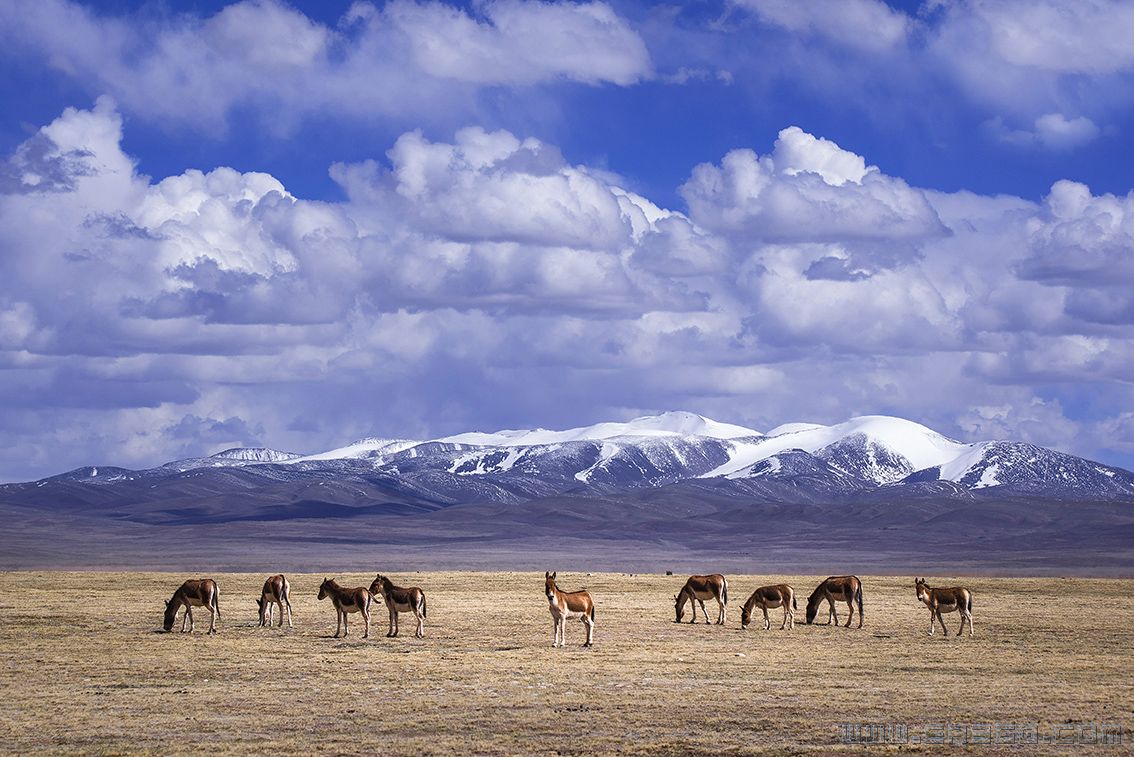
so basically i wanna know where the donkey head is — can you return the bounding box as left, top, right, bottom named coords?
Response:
left=915, top=577, right=929, bottom=601
left=673, top=592, right=684, bottom=623
left=317, top=578, right=332, bottom=600
left=162, top=599, right=177, bottom=632
left=369, top=574, right=386, bottom=597
left=804, top=589, right=822, bottom=625
left=740, top=604, right=751, bottom=629
left=544, top=571, right=557, bottom=600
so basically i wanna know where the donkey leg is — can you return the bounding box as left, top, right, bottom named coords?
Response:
left=927, top=609, right=935, bottom=635
left=362, top=609, right=370, bottom=639
left=717, top=598, right=726, bottom=625
left=582, top=615, right=594, bottom=647
left=844, top=599, right=854, bottom=628
left=415, top=608, right=424, bottom=638
left=763, top=607, right=770, bottom=631
left=208, top=606, right=217, bottom=635
left=285, top=599, right=293, bottom=629
left=698, top=599, right=709, bottom=624
left=937, top=611, right=949, bottom=637
left=186, top=607, right=195, bottom=633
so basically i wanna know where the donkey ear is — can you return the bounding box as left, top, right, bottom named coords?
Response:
left=164, top=599, right=169, bottom=607
left=551, top=571, right=556, bottom=580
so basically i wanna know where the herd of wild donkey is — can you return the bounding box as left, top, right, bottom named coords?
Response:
left=162, top=572, right=975, bottom=645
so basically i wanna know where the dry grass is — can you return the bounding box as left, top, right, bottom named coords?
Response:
left=0, top=572, right=1131, bottom=754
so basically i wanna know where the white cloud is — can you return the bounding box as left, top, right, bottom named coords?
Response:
left=679, top=127, right=946, bottom=257
left=3, top=102, right=1134, bottom=478
left=735, top=0, right=909, bottom=53
left=0, top=0, right=652, bottom=130
left=988, top=113, right=1101, bottom=150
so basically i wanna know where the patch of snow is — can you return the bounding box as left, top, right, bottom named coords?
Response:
left=448, top=448, right=525, bottom=476
left=973, top=463, right=1001, bottom=489
left=936, top=442, right=994, bottom=483
left=575, top=443, right=621, bottom=482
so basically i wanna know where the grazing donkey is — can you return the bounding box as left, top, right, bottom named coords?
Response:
left=545, top=572, right=595, bottom=648
left=317, top=578, right=372, bottom=639
left=805, top=576, right=864, bottom=628
left=740, top=584, right=796, bottom=630
left=163, top=579, right=220, bottom=634
left=915, top=578, right=973, bottom=637
left=256, top=574, right=293, bottom=628
left=674, top=574, right=728, bottom=625
left=369, top=574, right=427, bottom=638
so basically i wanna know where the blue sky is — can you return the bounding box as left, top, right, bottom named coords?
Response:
left=1, top=0, right=1134, bottom=481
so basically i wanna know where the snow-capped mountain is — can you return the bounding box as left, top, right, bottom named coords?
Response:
left=7, top=412, right=1134, bottom=519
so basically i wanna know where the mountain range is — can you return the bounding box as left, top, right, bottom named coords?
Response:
left=3, top=411, right=1132, bottom=573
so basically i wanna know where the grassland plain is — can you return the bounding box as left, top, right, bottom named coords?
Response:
left=0, top=572, right=1131, bottom=755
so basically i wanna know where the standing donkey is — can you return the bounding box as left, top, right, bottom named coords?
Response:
left=163, top=578, right=220, bottom=634
left=674, top=574, right=728, bottom=625
left=740, top=584, right=796, bottom=630
left=317, top=578, right=372, bottom=639
left=805, top=575, right=864, bottom=628
left=915, top=578, right=973, bottom=637
left=256, top=574, right=293, bottom=628
left=369, top=574, right=427, bottom=638
left=545, top=572, right=595, bottom=648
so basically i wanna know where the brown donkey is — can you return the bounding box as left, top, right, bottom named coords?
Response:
left=256, top=574, right=293, bottom=628
left=545, top=572, right=595, bottom=647
left=674, top=574, right=728, bottom=625
left=740, top=584, right=796, bottom=630
left=163, top=579, right=220, bottom=634
left=369, top=574, right=427, bottom=638
left=805, top=576, right=863, bottom=628
left=317, top=578, right=372, bottom=639
left=915, top=578, right=973, bottom=637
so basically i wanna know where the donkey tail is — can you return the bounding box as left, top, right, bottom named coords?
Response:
left=793, top=595, right=798, bottom=611
left=967, top=593, right=973, bottom=614
left=590, top=604, right=596, bottom=622
left=422, top=594, right=428, bottom=618
left=723, top=578, right=729, bottom=605
left=214, top=586, right=221, bottom=618
left=855, top=584, right=863, bottom=618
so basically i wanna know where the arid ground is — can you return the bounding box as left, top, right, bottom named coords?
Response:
left=0, top=572, right=1130, bottom=754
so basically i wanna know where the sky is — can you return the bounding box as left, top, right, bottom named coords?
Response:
left=1, top=0, right=1134, bottom=481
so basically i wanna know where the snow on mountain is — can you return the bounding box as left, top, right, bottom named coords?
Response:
left=289, top=438, right=421, bottom=463
left=210, top=447, right=301, bottom=463
left=438, top=411, right=761, bottom=447
left=706, top=415, right=971, bottom=484
left=909, top=441, right=1134, bottom=495
left=80, top=411, right=1132, bottom=500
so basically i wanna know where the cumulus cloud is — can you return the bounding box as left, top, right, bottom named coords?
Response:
left=1018, top=180, right=1134, bottom=287
left=680, top=127, right=946, bottom=274
left=2, top=102, right=1134, bottom=479
left=0, top=0, right=652, bottom=130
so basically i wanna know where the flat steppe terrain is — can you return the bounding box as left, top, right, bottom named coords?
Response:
left=0, top=572, right=1130, bottom=754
